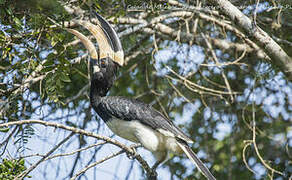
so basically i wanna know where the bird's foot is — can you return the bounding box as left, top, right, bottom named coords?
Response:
left=148, top=168, right=158, bottom=180
left=126, top=144, right=140, bottom=159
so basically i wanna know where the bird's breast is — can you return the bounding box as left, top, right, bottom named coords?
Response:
left=106, top=118, right=140, bottom=143
left=105, top=119, right=166, bottom=152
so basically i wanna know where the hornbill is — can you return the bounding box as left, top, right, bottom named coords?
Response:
left=67, top=13, right=216, bottom=180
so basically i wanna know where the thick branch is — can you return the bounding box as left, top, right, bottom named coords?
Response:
left=114, top=15, right=270, bottom=61
left=207, top=0, right=292, bottom=81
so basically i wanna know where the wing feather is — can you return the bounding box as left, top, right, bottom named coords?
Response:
left=94, top=96, right=192, bottom=143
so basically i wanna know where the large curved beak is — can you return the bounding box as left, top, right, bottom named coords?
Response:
left=66, top=13, right=124, bottom=67
left=65, top=28, right=98, bottom=60
left=94, top=13, right=124, bottom=66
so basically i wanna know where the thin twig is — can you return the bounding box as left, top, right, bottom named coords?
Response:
left=201, top=33, right=234, bottom=102
left=242, top=140, right=256, bottom=175
left=252, top=101, right=284, bottom=176
left=16, top=132, right=74, bottom=179
left=70, top=149, right=125, bottom=180
left=166, top=66, right=239, bottom=95
left=0, top=120, right=156, bottom=179
left=45, top=142, right=107, bottom=160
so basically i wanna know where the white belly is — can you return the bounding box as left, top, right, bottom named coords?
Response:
left=106, top=119, right=167, bottom=152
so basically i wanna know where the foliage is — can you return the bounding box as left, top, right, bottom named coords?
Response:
left=0, top=158, right=27, bottom=179
left=0, top=0, right=291, bottom=179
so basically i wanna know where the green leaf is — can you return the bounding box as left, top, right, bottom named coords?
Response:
left=43, top=59, right=54, bottom=67
left=59, top=72, right=71, bottom=82
left=41, top=66, right=54, bottom=72
left=13, top=17, right=22, bottom=28
left=5, top=7, right=12, bottom=15
left=19, top=159, right=25, bottom=166
left=0, top=127, right=9, bottom=133
left=3, top=160, right=13, bottom=169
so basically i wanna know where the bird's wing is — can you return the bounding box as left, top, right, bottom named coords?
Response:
left=97, top=96, right=193, bottom=143
left=97, top=96, right=216, bottom=179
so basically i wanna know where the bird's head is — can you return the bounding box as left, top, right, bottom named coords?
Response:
left=90, top=57, right=119, bottom=96
left=66, top=13, right=124, bottom=96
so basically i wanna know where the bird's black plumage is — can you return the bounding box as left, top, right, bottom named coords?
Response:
left=68, top=13, right=216, bottom=180
left=89, top=58, right=216, bottom=179
left=90, top=57, right=118, bottom=97
left=90, top=56, right=192, bottom=144
left=94, top=95, right=192, bottom=142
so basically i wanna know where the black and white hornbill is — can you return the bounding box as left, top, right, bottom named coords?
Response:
left=67, top=13, right=216, bottom=180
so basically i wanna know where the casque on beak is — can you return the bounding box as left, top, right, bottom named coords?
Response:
left=66, top=13, right=124, bottom=73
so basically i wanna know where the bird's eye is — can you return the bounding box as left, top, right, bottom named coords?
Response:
left=100, top=58, right=107, bottom=68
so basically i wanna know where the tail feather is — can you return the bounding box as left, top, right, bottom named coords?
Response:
left=177, top=141, right=216, bottom=180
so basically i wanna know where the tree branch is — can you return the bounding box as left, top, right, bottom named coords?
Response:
left=207, top=0, right=292, bottom=81
left=16, top=132, right=74, bottom=179
left=0, top=120, right=157, bottom=179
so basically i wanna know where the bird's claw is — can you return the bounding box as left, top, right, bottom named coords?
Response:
left=126, top=144, right=139, bottom=159
left=147, top=169, right=158, bottom=180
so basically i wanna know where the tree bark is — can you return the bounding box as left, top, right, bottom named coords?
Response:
left=207, top=0, right=292, bottom=81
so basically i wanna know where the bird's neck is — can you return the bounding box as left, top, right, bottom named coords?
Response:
left=90, top=79, right=108, bottom=106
